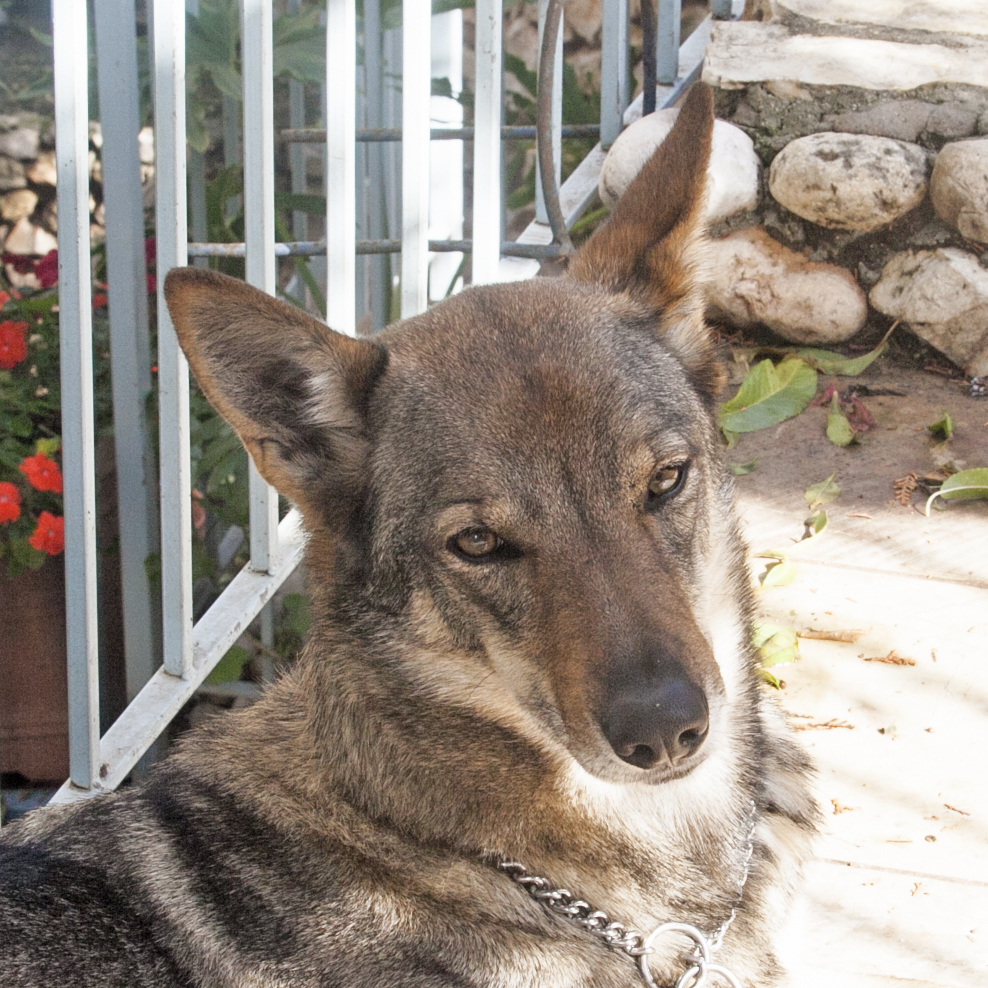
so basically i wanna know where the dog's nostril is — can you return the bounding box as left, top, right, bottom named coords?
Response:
left=677, top=725, right=708, bottom=756
left=622, top=744, right=660, bottom=770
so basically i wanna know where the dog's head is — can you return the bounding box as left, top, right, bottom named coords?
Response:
left=166, top=84, right=751, bottom=789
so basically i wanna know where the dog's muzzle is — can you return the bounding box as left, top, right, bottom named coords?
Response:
left=600, top=660, right=709, bottom=771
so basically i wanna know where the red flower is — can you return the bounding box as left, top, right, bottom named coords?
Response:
left=1, top=253, right=36, bottom=275
left=0, top=482, right=20, bottom=523
left=0, top=290, right=9, bottom=308
left=35, top=249, right=59, bottom=288
left=19, top=452, right=63, bottom=493
left=92, top=292, right=108, bottom=309
left=0, top=319, right=28, bottom=369
left=28, top=511, right=64, bottom=555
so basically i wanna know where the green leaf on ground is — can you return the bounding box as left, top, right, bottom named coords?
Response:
left=205, top=645, right=253, bottom=686
left=927, top=411, right=954, bottom=441
left=729, top=460, right=757, bottom=476
left=805, top=472, right=840, bottom=510
left=760, top=557, right=798, bottom=589
left=757, top=667, right=783, bottom=688
left=718, top=358, right=817, bottom=437
left=753, top=623, right=801, bottom=671
left=804, top=510, right=828, bottom=538
left=925, top=468, right=988, bottom=515
left=796, top=323, right=896, bottom=377
left=826, top=393, right=856, bottom=447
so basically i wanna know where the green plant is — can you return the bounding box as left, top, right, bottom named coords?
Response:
left=185, top=0, right=327, bottom=152
left=0, top=255, right=114, bottom=575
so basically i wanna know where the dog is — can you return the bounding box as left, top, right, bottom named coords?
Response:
left=1, top=83, right=816, bottom=987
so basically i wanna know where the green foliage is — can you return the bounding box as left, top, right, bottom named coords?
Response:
left=796, top=332, right=891, bottom=377
left=185, top=0, right=327, bottom=152
left=500, top=52, right=601, bottom=221
left=718, top=358, right=817, bottom=440
left=804, top=472, right=840, bottom=510
left=925, top=468, right=988, bottom=515
left=927, top=410, right=954, bottom=441
left=753, top=623, right=800, bottom=688
left=275, top=593, right=312, bottom=658
left=205, top=645, right=253, bottom=685
left=825, top=392, right=856, bottom=447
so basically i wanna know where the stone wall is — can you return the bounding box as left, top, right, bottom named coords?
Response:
left=0, top=115, right=155, bottom=289
left=601, top=0, right=988, bottom=376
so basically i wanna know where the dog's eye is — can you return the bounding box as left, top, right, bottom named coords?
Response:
left=646, top=462, right=688, bottom=508
left=451, top=527, right=502, bottom=560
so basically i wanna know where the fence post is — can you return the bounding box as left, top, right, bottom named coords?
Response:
left=400, top=0, right=432, bottom=318
left=472, top=0, right=503, bottom=285
left=242, top=0, right=280, bottom=575
left=657, top=0, right=682, bottom=86
left=93, top=0, right=161, bottom=701
left=54, top=0, right=101, bottom=790
left=327, top=0, right=357, bottom=334
left=600, top=0, right=629, bottom=150
left=153, top=0, right=193, bottom=678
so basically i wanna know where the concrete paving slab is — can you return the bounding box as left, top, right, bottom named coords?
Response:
left=728, top=365, right=987, bottom=987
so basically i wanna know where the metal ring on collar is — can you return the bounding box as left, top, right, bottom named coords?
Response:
left=637, top=923, right=711, bottom=988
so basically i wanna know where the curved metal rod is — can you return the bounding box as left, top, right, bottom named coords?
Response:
left=536, top=0, right=573, bottom=256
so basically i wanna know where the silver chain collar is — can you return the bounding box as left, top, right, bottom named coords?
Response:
left=497, top=800, right=757, bottom=988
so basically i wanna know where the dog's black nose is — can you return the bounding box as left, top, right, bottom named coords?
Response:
left=601, top=672, right=709, bottom=770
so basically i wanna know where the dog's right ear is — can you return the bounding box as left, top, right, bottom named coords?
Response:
left=568, top=83, right=722, bottom=396
left=164, top=268, right=386, bottom=516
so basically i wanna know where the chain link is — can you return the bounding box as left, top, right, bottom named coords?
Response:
left=497, top=800, right=757, bottom=988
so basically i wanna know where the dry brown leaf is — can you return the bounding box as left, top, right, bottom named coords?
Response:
left=793, top=718, right=855, bottom=731
left=798, top=629, right=865, bottom=643
left=831, top=799, right=859, bottom=814
left=893, top=472, right=918, bottom=506
left=863, top=650, right=916, bottom=666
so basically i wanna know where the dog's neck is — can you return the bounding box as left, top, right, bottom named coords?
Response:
left=190, top=613, right=754, bottom=940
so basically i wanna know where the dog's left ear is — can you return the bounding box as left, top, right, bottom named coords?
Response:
left=569, top=82, right=722, bottom=396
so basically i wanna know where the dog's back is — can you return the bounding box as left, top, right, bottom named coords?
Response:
left=1, top=84, right=816, bottom=988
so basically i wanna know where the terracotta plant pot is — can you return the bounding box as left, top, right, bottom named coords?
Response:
left=0, top=557, right=69, bottom=782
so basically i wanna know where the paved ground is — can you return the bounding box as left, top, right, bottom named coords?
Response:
left=728, top=363, right=987, bottom=988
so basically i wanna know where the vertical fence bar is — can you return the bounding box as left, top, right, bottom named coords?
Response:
left=241, top=0, right=280, bottom=574
left=600, top=0, right=628, bottom=150
left=400, top=0, right=431, bottom=318
left=534, top=0, right=562, bottom=226
left=364, top=0, right=388, bottom=330
left=153, top=0, right=192, bottom=676
left=53, top=0, right=100, bottom=789
left=189, top=150, right=208, bottom=269
left=222, top=95, right=242, bottom=220
left=657, top=0, right=681, bottom=85
left=472, top=0, right=502, bottom=285
left=711, top=0, right=733, bottom=18
left=326, top=0, right=356, bottom=334
left=93, top=0, right=160, bottom=701
left=288, top=0, right=308, bottom=244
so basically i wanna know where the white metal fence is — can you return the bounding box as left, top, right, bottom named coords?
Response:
left=30, top=0, right=735, bottom=807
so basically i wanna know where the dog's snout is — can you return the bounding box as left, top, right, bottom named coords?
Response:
left=601, top=669, right=709, bottom=771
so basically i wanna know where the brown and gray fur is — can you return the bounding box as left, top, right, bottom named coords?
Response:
left=0, top=84, right=816, bottom=987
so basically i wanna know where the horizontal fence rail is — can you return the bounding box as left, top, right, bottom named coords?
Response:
left=27, top=0, right=736, bottom=811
